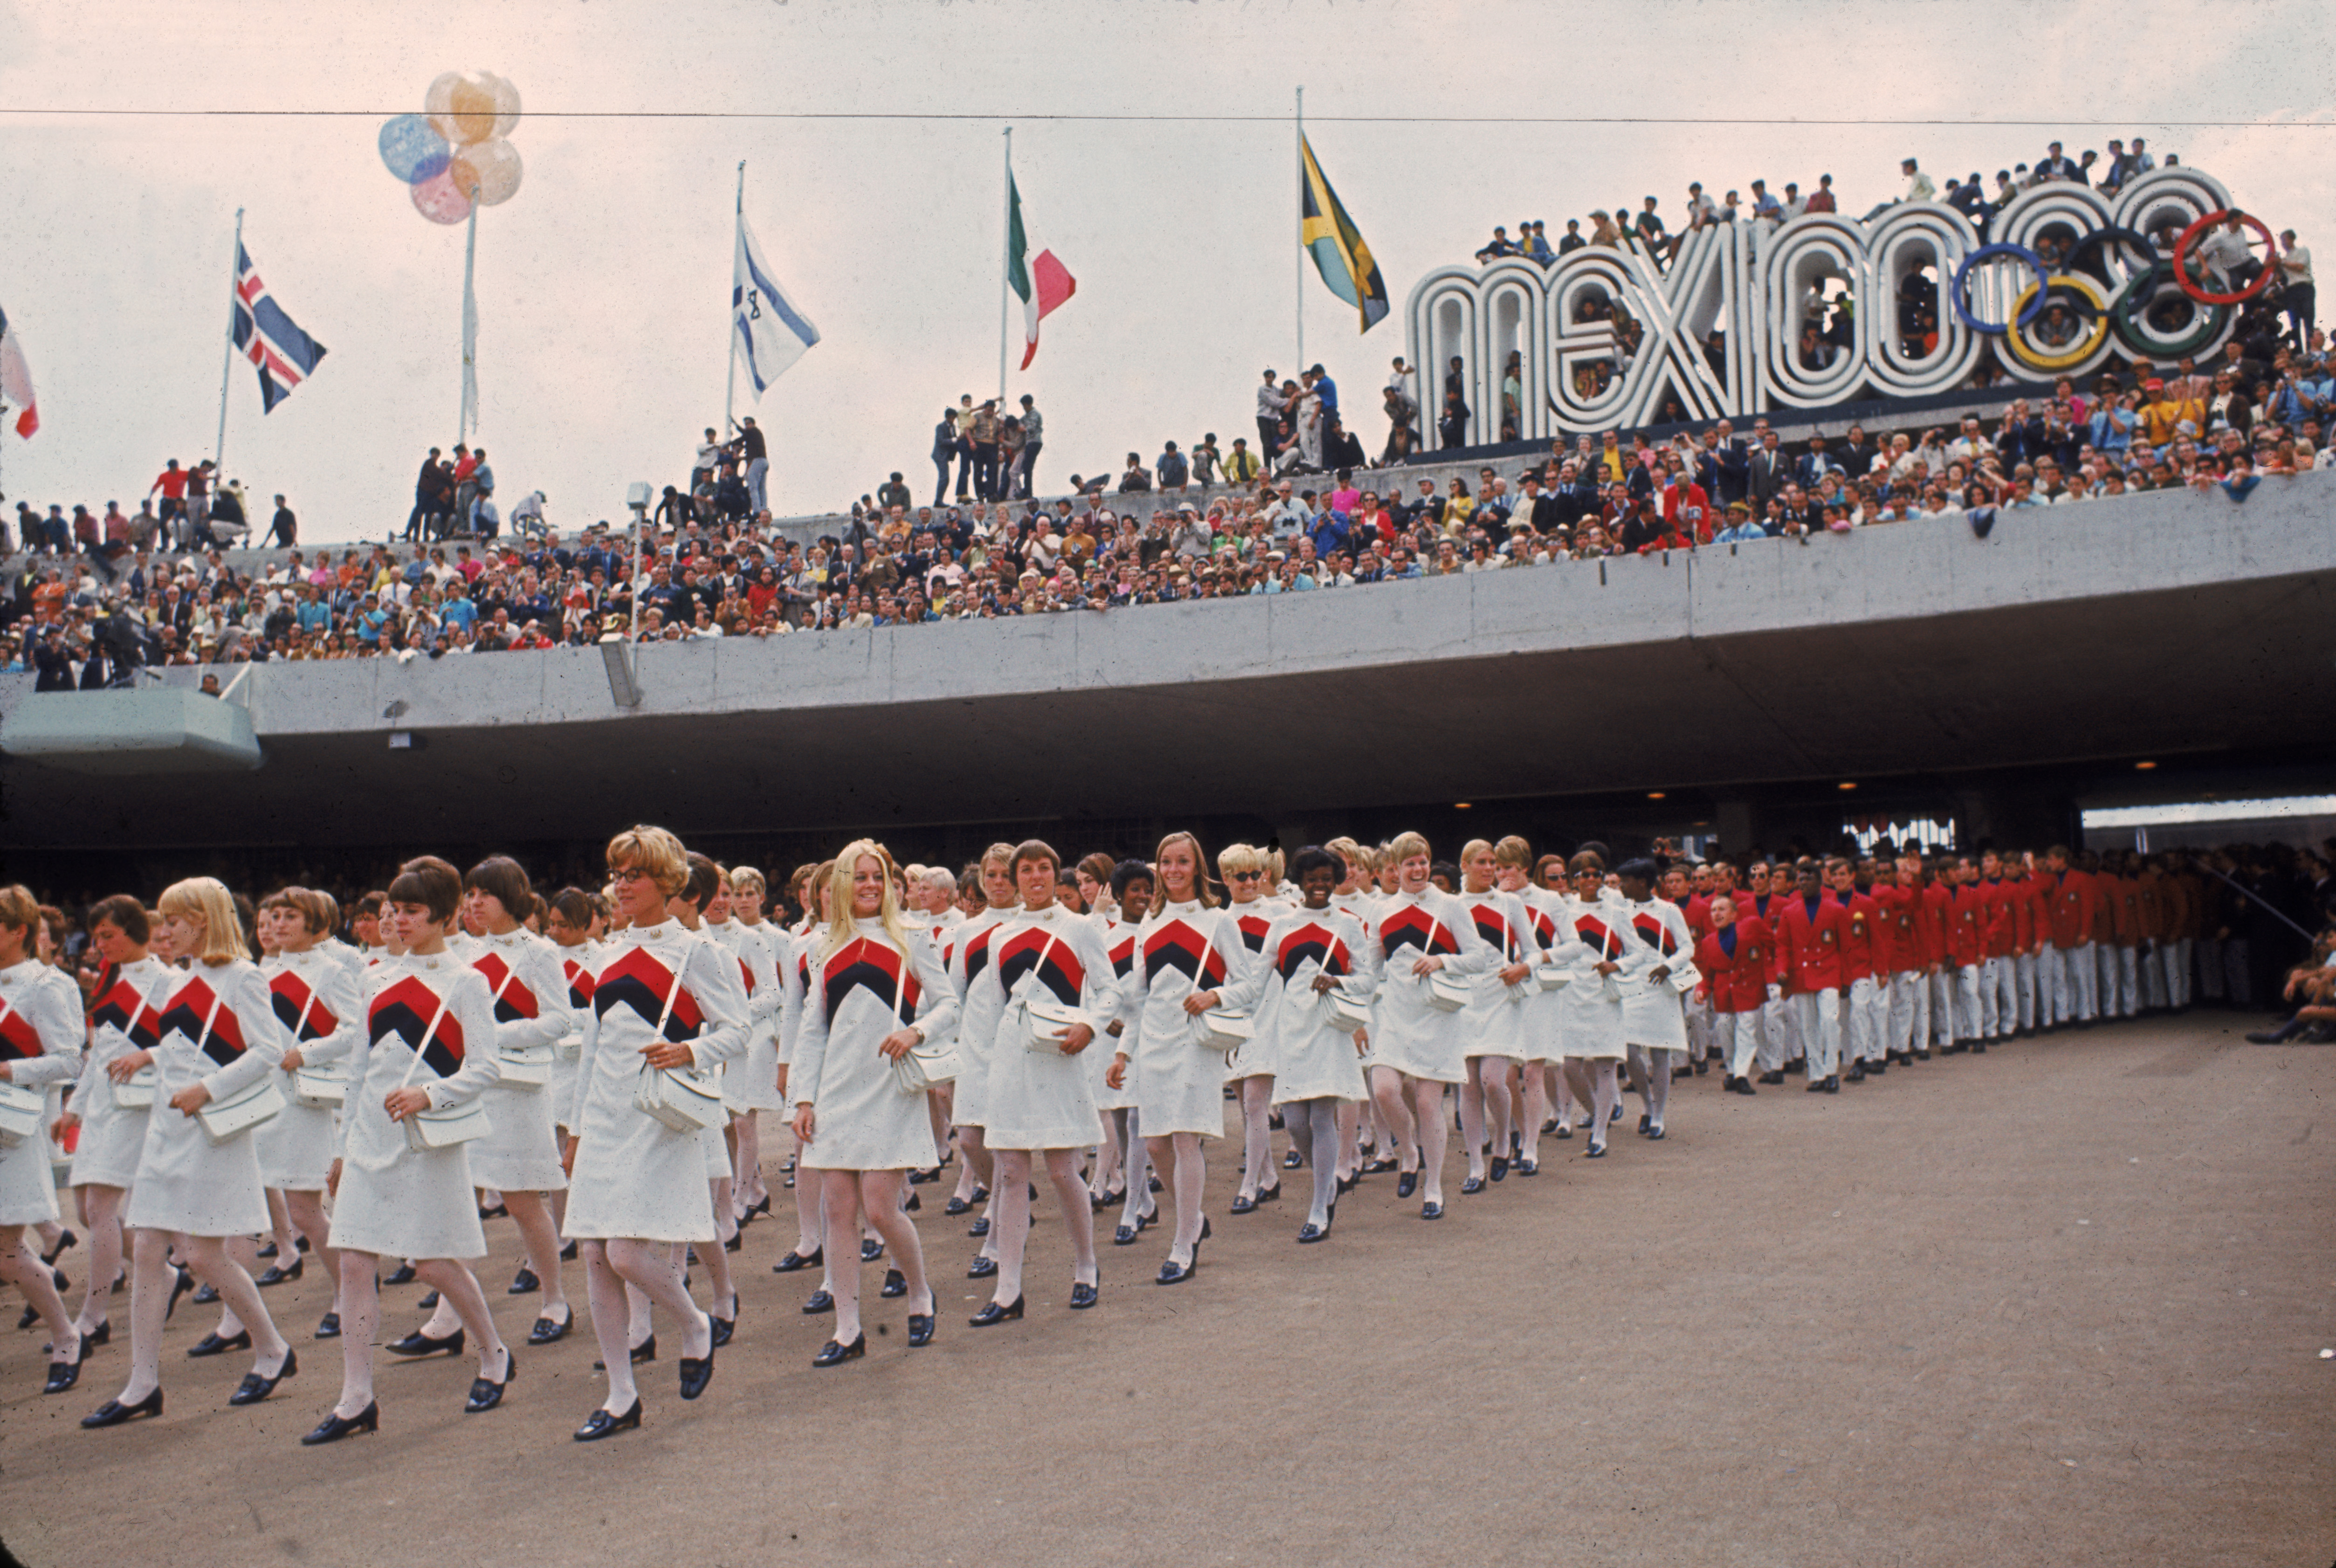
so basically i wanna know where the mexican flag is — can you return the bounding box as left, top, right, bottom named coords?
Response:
left=1007, top=172, right=1076, bottom=371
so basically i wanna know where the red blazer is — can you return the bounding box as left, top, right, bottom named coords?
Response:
left=1919, top=882, right=1953, bottom=966
left=2048, top=870, right=2096, bottom=949
left=1694, top=918, right=1772, bottom=1013
left=1836, top=891, right=1882, bottom=982
left=1776, top=893, right=1848, bottom=993
left=1947, top=883, right=1986, bottom=967
left=1870, top=883, right=1918, bottom=974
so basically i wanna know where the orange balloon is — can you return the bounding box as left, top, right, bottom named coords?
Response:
left=426, top=69, right=519, bottom=146
left=448, top=138, right=523, bottom=206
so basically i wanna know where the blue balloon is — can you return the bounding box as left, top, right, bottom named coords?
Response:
left=378, top=114, right=450, bottom=184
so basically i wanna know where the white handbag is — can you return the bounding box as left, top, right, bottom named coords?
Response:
left=291, top=1067, right=346, bottom=1110
left=111, top=1066, right=160, bottom=1110
left=1017, top=929, right=1086, bottom=1055
left=553, top=1033, right=582, bottom=1063
left=1532, top=961, right=1572, bottom=993
left=1664, top=958, right=1703, bottom=995
left=200, top=1073, right=289, bottom=1146
left=498, top=1043, right=554, bottom=1090
left=1322, top=984, right=1372, bottom=1032
left=1195, top=1008, right=1253, bottom=1051
left=883, top=956, right=961, bottom=1094
left=394, top=990, right=492, bottom=1154
left=1423, top=970, right=1470, bottom=1012
left=628, top=953, right=725, bottom=1133
left=0, top=1080, right=43, bottom=1147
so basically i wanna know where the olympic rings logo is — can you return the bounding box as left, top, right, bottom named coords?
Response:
left=1951, top=222, right=2233, bottom=367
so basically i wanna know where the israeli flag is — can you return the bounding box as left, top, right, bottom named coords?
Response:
left=732, top=216, right=819, bottom=395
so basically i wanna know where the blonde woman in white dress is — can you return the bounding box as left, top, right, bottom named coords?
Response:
left=721, top=866, right=790, bottom=1228
left=1454, top=841, right=1544, bottom=1193
left=254, top=888, right=361, bottom=1336
left=1553, top=851, right=1643, bottom=1160
left=85, top=877, right=296, bottom=1428
left=965, top=840, right=1119, bottom=1320
left=788, top=843, right=958, bottom=1363
left=1106, top=833, right=1259, bottom=1285
left=561, top=826, right=749, bottom=1441
left=0, top=884, right=90, bottom=1394
left=1501, top=843, right=1566, bottom=1175
left=1217, top=844, right=1284, bottom=1215
left=1363, top=833, right=1492, bottom=1221
left=303, top=858, right=514, bottom=1444
left=54, top=894, right=171, bottom=1355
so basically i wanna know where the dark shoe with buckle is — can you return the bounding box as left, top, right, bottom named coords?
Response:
left=880, top=1268, right=907, bottom=1299
left=811, top=1334, right=865, bottom=1368
left=969, top=1296, right=1024, bottom=1327
left=527, top=1310, right=571, bottom=1346
left=1068, top=1281, right=1099, bottom=1310
left=966, top=1255, right=998, bottom=1279
left=573, top=1398, right=642, bottom=1441
left=301, top=1399, right=379, bottom=1444
left=256, top=1258, right=303, bottom=1287
left=771, top=1246, right=823, bottom=1274
left=508, top=1267, right=540, bottom=1295
left=860, top=1237, right=884, bottom=1263
left=384, top=1263, right=418, bottom=1286
left=385, top=1327, right=462, bottom=1359
left=678, top=1344, right=715, bottom=1401
left=802, top=1290, right=834, bottom=1315
left=315, top=1312, right=341, bottom=1339
left=907, top=1312, right=937, bottom=1345
left=187, top=1328, right=252, bottom=1359
left=228, top=1348, right=296, bottom=1406
left=1395, top=1168, right=1420, bottom=1199
left=465, top=1349, right=515, bottom=1413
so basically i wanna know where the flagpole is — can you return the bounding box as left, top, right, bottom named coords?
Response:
left=998, top=126, right=1013, bottom=411
left=725, top=159, right=744, bottom=433
left=459, top=187, right=480, bottom=441
left=214, top=207, right=243, bottom=475
left=1294, top=88, right=1304, bottom=375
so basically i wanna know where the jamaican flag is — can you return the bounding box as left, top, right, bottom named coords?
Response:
left=1300, top=135, right=1388, bottom=333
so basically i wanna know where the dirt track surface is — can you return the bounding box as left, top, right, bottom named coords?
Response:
left=2, top=1014, right=2330, bottom=1568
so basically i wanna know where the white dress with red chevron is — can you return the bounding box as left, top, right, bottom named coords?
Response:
left=1458, top=888, right=1542, bottom=1063
left=1094, top=916, right=1141, bottom=1112
left=562, top=920, right=750, bottom=1244
left=64, top=954, right=173, bottom=1189
left=0, top=957, right=83, bottom=1225
left=1621, top=896, right=1693, bottom=1051
left=466, top=927, right=577, bottom=1192
left=722, top=917, right=790, bottom=1112
left=327, top=954, right=502, bottom=1260
left=1253, top=908, right=1378, bottom=1104
left=1516, top=887, right=1570, bottom=1062
left=254, top=947, right=364, bottom=1190
left=548, top=936, right=601, bottom=1125
left=1365, top=889, right=1493, bottom=1084
left=972, top=902, right=1120, bottom=1151
left=121, top=959, right=289, bottom=1238
left=941, top=905, right=1018, bottom=1130
left=1553, top=894, right=1653, bottom=1060
left=790, top=917, right=958, bottom=1171
left=1223, top=899, right=1278, bottom=1082
left=1120, top=901, right=1260, bottom=1137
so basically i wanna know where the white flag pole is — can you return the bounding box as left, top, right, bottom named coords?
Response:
left=459, top=186, right=481, bottom=440
left=1295, top=88, right=1305, bottom=375
left=214, top=207, right=243, bottom=475
left=725, top=159, right=744, bottom=434
left=998, top=126, right=1012, bottom=412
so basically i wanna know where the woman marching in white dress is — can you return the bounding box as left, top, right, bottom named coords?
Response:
left=1615, top=858, right=1694, bottom=1141
left=1217, top=844, right=1284, bottom=1215
left=560, top=826, right=749, bottom=1441
left=303, top=857, right=515, bottom=1444
left=254, top=888, right=361, bottom=1338
left=85, top=877, right=297, bottom=1428
left=787, top=843, right=957, bottom=1363
left=54, top=894, right=172, bottom=1356
left=1554, top=851, right=1643, bottom=1160
left=721, top=866, right=790, bottom=1229
left=0, top=884, right=90, bottom=1394
left=967, top=840, right=1118, bottom=1320
left=1093, top=860, right=1154, bottom=1229
left=1454, top=840, right=1544, bottom=1193
left=1363, top=833, right=1491, bottom=1220
left=1251, top=850, right=1379, bottom=1243
left=1107, top=833, right=1260, bottom=1284
left=440, top=858, right=576, bottom=1340
left=1499, top=841, right=1565, bottom=1175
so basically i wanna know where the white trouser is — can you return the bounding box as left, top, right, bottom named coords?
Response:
left=1717, top=1012, right=1757, bottom=1080
left=1843, top=975, right=1882, bottom=1063
left=2016, top=949, right=2041, bottom=1031
left=1890, top=970, right=1927, bottom=1055
left=1930, top=969, right=1958, bottom=1046
left=2167, top=939, right=2192, bottom=1007
left=2056, top=942, right=2097, bottom=1020
left=1758, top=988, right=1790, bottom=1071
left=1983, top=955, right=2015, bottom=1038
left=1686, top=998, right=1715, bottom=1062
left=1952, top=963, right=1983, bottom=1042
left=2096, top=943, right=2121, bottom=1017
left=2139, top=943, right=2167, bottom=1010
left=1792, top=989, right=1842, bottom=1079
left=2116, top=945, right=2141, bottom=1016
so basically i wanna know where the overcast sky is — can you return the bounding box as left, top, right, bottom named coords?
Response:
left=0, top=0, right=2329, bottom=544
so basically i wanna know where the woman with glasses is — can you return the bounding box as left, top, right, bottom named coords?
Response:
left=1217, top=844, right=1284, bottom=1215
left=559, top=827, right=749, bottom=1441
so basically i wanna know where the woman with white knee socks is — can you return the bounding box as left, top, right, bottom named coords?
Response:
left=302, top=857, right=514, bottom=1444
left=561, top=826, right=749, bottom=1440
left=789, top=843, right=956, bottom=1361
left=254, top=888, right=360, bottom=1337
left=1615, top=859, right=1693, bottom=1140
left=85, top=877, right=297, bottom=1428
left=1252, top=849, right=1377, bottom=1241
left=973, top=840, right=1117, bottom=1317
left=55, top=895, right=171, bottom=1358
left=1218, top=844, right=1284, bottom=1214
left=0, top=884, right=89, bottom=1396
left=1554, top=852, right=1636, bottom=1159
left=1455, top=840, right=1541, bottom=1193
left=1362, top=833, right=1491, bottom=1219
left=1107, top=832, right=1257, bottom=1283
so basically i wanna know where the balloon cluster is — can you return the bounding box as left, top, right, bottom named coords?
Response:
left=378, top=71, right=524, bottom=225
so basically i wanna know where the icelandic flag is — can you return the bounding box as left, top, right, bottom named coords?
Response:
left=0, top=303, right=35, bottom=437
left=732, top=215, right=820, bottom=396
left=231, top=245, right=327, bottom=413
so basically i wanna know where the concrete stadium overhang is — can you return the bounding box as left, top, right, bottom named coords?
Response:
left=4, top=482, right=2331, bottom=850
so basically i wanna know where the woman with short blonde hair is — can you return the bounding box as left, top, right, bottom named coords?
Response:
left=86, top=878, right=299, bottom=1429
left=0, top=885, right=89, bottom=1394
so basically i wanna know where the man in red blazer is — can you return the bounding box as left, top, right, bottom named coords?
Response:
left=1828, top=857, right=1887, bottom=1079
left=1692, top=894, right=1772, bottom=1094
left=2044, top=845, right=2101, bottom=1026
left=1945, top=855, right=1989, bottom=1052
left=1777, top=863, right=1848, bottom=1092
